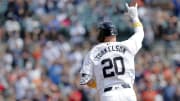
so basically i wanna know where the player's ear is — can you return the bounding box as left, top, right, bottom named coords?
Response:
left=97, top=31, right=105, bottom=42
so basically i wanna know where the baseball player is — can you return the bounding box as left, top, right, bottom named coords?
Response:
left=80, top=3, right=144, bottom=101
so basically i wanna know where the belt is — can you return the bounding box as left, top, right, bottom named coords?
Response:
left=104, top=84, right=131, bottom=92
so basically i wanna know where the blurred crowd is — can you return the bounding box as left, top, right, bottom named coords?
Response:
left=0, top=0, right=179, bottom=101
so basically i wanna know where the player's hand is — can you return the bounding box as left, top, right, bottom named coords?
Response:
left=125, top=3, right=139, bottom=20
left=87, top=79, right=96, bottom=88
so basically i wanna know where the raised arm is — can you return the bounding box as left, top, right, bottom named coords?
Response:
left=125, top=3, right=144, bottom=55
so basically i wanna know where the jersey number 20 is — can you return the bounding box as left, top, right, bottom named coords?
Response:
left=101, top=56, right=125, bottom=78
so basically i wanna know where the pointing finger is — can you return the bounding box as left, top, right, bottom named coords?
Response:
left=125, top=3, right=129, bottom=9
left=135, top=3, right=138, bottom=8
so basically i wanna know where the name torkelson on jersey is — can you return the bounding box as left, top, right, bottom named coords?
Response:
left=95, top=45, right=126, bottom=60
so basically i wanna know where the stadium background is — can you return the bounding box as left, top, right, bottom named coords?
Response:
left=0, top=0, right=179, bottom=101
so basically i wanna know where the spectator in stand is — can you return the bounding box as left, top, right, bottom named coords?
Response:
left=161, top=15, right=178, bottom=53
left=172, top=0, right=180, bottom=17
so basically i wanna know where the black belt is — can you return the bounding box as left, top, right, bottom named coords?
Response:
left=104, top=84, right=130, bottom=92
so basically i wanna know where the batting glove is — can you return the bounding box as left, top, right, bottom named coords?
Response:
left=126, top=3, right=139, bottom=21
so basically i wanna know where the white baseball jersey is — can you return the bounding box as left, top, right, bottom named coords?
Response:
left=80, top=23, right=144, bottom=100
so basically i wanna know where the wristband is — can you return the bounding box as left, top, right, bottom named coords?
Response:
left=133, top=22, right=142, bottom=28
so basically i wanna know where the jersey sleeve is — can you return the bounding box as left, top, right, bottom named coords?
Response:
left=80, top=53, right=94, bottom=85
left=123, top=19, right=144, bottom=55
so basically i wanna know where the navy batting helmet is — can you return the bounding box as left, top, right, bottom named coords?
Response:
left=97, top=20, right=118, bottom=42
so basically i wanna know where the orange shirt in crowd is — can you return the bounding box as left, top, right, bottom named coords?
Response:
left=141, top=89, right=157, bottom=101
